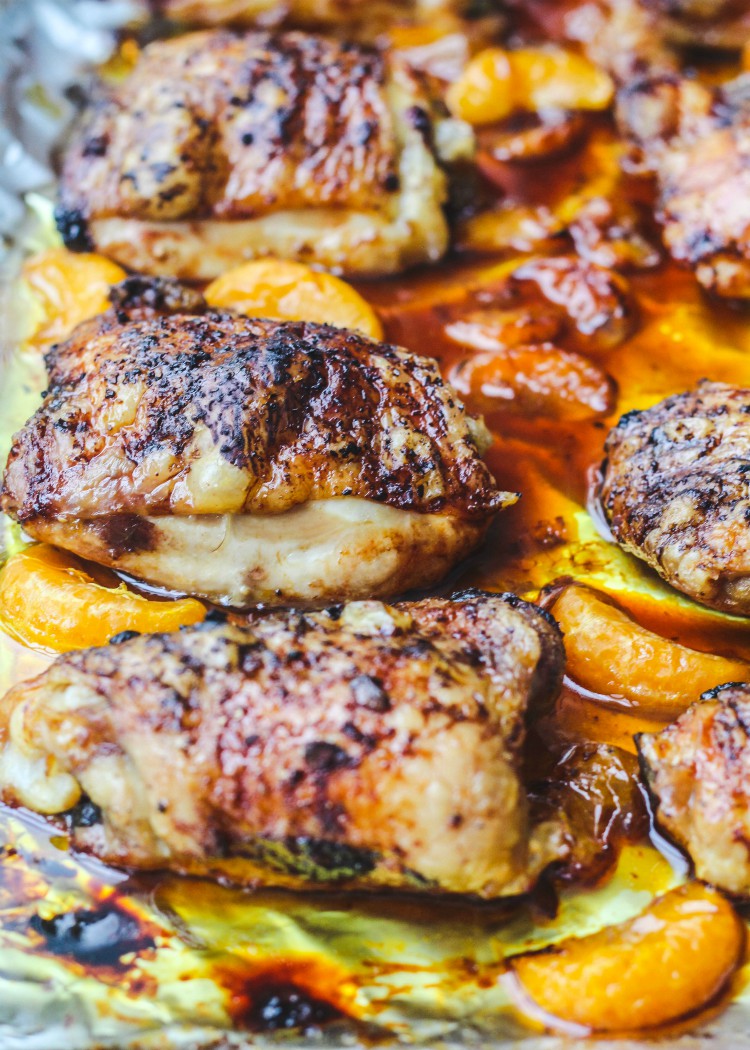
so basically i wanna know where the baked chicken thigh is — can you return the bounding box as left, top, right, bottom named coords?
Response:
left=56, top=29, right=471, bottom=279
left=567, top=0, right=750, bottom=84
left=598, top=382, right=750, bottom=615
left=566, top=1, right=750, bottom=296
left=1, top=278, right=510, bottom=606
left=0, top=591, right=566, bottom=897
left=649, top=0, right=750, bottom=50
left=617, top=73, right=750, bottom=297
left=151, top=0, right=488, bottom=32
left=639, top=682, right=750, bottom=896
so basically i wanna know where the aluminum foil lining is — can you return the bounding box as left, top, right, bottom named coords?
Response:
left=1, top=3, right=750, bottom=1048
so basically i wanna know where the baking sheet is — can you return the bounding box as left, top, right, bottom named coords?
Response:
left=2, top=2, right=750, bottom=1046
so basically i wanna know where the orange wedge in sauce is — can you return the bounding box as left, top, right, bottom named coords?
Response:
left=0, top=545, right=205, bottom=653
left=205, top=259, right=383, bottom=340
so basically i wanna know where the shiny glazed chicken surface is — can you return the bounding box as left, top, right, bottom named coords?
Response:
left=7, top=0, right=750, bottom=1037
left=598, top=382, right=750, bottom=615
left=0, top=591, right=566, bottom=897
left=1, top=279, right=511, bottom=606
left=151, top=0, right=487, bottom=31
left=619, top=73, right=750, bottom=297
left=566, top=1, right=750, bottom=295
left=56, top=29, right=470, bottom=279
left=639, top=681, right=750, bottom=896
left=650, top=0, right=750, bottom=49
left=569, top=0, right=750, bottom=82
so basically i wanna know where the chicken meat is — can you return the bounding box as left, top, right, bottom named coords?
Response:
left=598, top=382, right=750, bottom=615
left=563, top=0, right=677, bottom=85
left=150, top=0, right=495, bottom=33
left=638, top=681, right=750, bottom=896
left=563, top=1, right=750, bottom=295
left=1, top=277, right=511, bottom=606
left=564, top=0, right=750, bottom=84
left=0, top=591, right=567, bottom=898
left=616, top=73, right=750, bottom=297
left=650, top=0, right=750, bottom=51
left=56, top=29, right=472, bottom=279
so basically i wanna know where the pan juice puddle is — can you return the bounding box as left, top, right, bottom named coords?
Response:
left=2, top=123, right=750, bottom=1045
left=0, top=801, right=683, bottom=1044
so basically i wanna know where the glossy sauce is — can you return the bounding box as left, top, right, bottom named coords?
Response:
left=3, top=71, right=750, bottom=1045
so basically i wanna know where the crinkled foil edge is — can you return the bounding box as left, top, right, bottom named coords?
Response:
left=0, top=2, right=749, bottom=1047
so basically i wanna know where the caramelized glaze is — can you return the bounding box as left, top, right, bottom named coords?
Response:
left=4, top=45, right=750, bottom=1042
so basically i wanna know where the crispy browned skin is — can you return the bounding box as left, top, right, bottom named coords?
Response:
left=55, top=30, right=461, bottom=277
left=617, top=74, right=750, bottom=297
left=3, top=281, right=502, bottom=522
left=564, top=0, right=750, bottom=296
left=566, top=0, right=750, bottom=84
left=61, top=31, right=398, bottom=222
left=598, top=382, right=750, bottom=615
left=0, top=592, right=566, bottom=897
left=1, top=279, right=510, bottom=605
left=151, top=0, right=481, bottom=31
left=152, top=0, right=410, bottom=28
left=638, top=682, right=750, bottom=895
left=652, top=0, right=750, bottom=49
left=564, top=0, right=677, bottom=84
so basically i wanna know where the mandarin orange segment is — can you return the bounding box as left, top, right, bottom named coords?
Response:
left=23, top=248, right=126, bottom=347
left=447, top=46, right=613, bottom=126
left=204, top=260, right=384, bottom=340
left=446, top=48, right=514, bottom=125
left=509, top=48, right=614, bottom=113
left=511, top=882, right=744, bottom=1032
left=552, top=585, right=750, bottom=719
left=0, top=545, right=205, bottom=653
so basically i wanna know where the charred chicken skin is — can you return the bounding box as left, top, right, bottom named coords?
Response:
left=598, top=382, right=750, bottom=615
left=1, top=278, right=511, bottom=606
left=566, top=1, right=750, bottom=296
left=56, top=29, right=470, bottom=279
left=564, top=0, right=677, bottom=85
left=0, top=591, right=566, bottom=898
left=638, top=681, right=750, bottom=896
left=567, top=0, right=750, bottom=83
left=617, top=73, right=750, bottom=297
left=150, top=0, right=489, bottom=32
left=649, top=0, right=750, bottom=50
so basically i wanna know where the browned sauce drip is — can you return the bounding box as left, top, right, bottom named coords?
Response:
left=4, top=13, right=750, bottom=1040
left=28, top=902, right=155, bottom=967
left=214, top=957, right=351, bottom=1033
